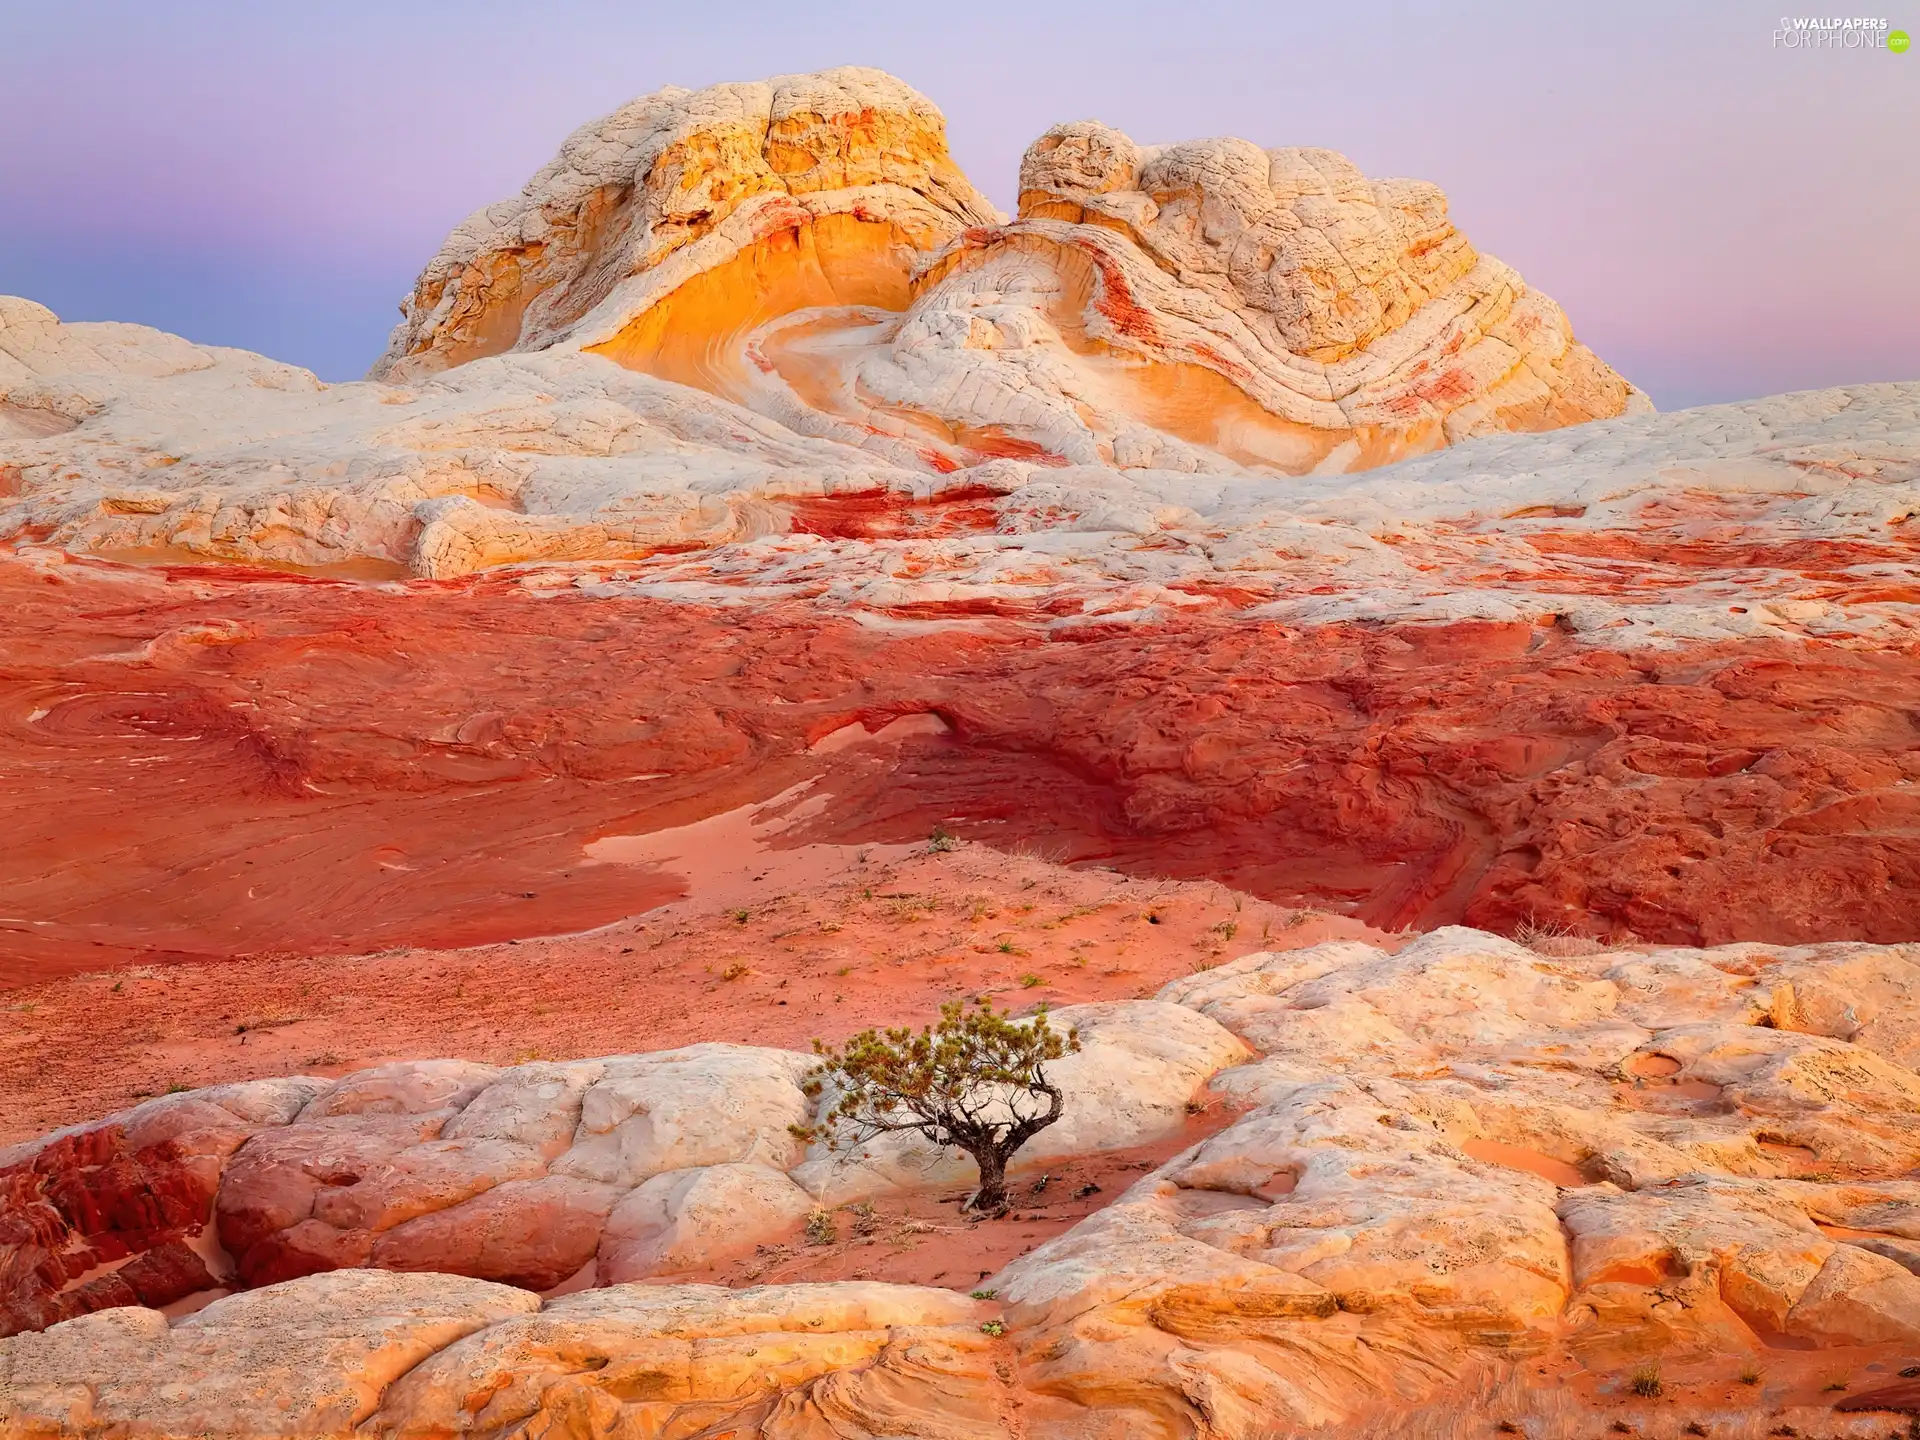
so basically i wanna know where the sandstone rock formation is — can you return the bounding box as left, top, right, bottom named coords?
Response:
left=372, top=69, right=1001, bottom=383
left=1, top=68, right=1655, bottom=582
left=1008, top=926, right=1920, bottom=1420
left=0, top=1005, right=1234, bottom=1336
left=373, top=69, right=1643, bottom=471
left=2, top=289, right=1912, bottom=633
left=9, top=927, right=1920, bottom=1437
left=6, top=541, right=1919, bottom=987
left=3, top=61, right=1919, bottom=1440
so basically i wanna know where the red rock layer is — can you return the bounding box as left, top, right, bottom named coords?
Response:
left=4, top=555, right=1918, bottom=988
left=0, top=1105, right=238, bottom=1335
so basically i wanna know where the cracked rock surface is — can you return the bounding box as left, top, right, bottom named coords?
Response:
left=9, top=929, right=1920, bottom=1436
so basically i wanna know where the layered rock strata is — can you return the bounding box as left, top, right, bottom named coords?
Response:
left=2, top=68, right=1657, bottom=583
left=6, top=550, right=1918, bottom=984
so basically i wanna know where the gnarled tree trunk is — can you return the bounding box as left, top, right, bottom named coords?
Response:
left=964, top=1142, right=1013, bottom=1216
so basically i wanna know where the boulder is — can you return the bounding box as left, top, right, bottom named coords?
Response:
left=598, top=1163, right=817, bottom=1280
left=0, top=1270, right=538, bottom=1436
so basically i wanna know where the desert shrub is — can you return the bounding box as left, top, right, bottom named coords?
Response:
left=796, top=998, right=1081, bottom=1215
left=804, top=1207, right=837, bottom=1246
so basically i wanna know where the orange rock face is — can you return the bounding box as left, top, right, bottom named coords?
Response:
left=368, top=68, right=1644, bottom=482
left=6, top=553, right=1917, bottom=988
left=372, top=69, right=1000, bottom=383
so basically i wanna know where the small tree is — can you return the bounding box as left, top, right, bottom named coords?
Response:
left=795, top=999, right=1081, bottom=1216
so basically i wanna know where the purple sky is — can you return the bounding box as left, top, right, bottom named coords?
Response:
left=4, top=0, right=1915, bottom=408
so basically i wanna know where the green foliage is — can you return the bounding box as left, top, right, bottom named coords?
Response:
left=804, top=1207, right=838, bottom=1246
left=927, top=824, right=959, bottom=854
left=795, top=998, right=1082, bottom=1215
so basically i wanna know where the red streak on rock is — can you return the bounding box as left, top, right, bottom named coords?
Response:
left=1526, top=530, right=1920, bottom=574
left=1411, top=365, right=1476, bottom=408
left=1078, top=239, right=1162, bottom=346
left=959, top=433, right=1070, bottom=467
left=786, top=486, right=1003, bottom=539
left=1188, top=342, right=1251, bottom=384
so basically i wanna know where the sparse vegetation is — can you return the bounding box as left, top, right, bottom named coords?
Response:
left=1738, top=1365, right=1763, bottom=1386
left=970, top=1288, right=998, bottom=1300
left=804, top=1207, right=838, bottom=1246
left=794, top=998, right=1081, bottom=1216
left=979, top=1319, right=1005, bottom=1336
left=1020, top=973, right=1043, bottom=988
left=1513, top=916, right=1572, bottom=948
left=718, top=962, right=750, bottom=982
left=1629, top=1365, right=1663, bottom=1398
left=927, top=824, right=959, bottom=854
left=728, top=907, right=750, bottom=924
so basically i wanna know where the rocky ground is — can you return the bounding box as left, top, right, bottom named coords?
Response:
left=11, top=923, right=1920, bottom=1437
left=0, top=840, right=1376, bottom=1143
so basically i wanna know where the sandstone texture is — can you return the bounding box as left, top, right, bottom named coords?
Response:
left=1, top=284, right=1912, bottom=634
left=1, top=67, right=1672, bottom=587
left=0, top=1004, right=1231, bottom=1337
left=4, top=60, right=1920, bottom=1440
left=7, top=554, right=1919, bottom=987
left=10, top=928, right=1920, bottom=1436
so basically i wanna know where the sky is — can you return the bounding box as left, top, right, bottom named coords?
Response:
left=2, top=0, right=1915, bottom=410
